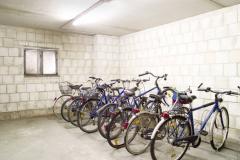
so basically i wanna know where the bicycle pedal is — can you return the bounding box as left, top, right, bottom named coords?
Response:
left=200, top=130, right=208, bottom=136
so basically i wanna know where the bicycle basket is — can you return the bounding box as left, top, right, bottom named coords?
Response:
left=59, top=82, right=72, bottom=95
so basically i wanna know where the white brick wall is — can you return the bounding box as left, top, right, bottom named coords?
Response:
left=120, top=4, right=240, bottom=130
left=0, top=25, right=119, bottom=115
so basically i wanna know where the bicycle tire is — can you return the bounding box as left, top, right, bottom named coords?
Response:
left=210, top=106, right=229, bottom=151
left=106, top=107, right=132, bottom=149
left=53, top=95, right=72, bottom=119
left=77, top=98, right=101, bottom=133
left=125, top=112, right=158, bottom=155
left=60, top=96, right=74, bottom=122
left=150, top=115, right=191, bottom=160
left=67, top=97, right=83, bottom=127
left=97, top=103, right=119, bottom=139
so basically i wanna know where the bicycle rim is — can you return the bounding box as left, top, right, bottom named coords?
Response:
left=151, top=116, right=191, bottom=160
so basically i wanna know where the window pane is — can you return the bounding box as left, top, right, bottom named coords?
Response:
left=43, top=51, right=57, bottom=74
left=25, top=50, right=41, bottom=74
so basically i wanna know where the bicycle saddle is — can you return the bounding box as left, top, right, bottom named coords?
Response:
left=81, top=87, right=91, bottom=90
left=125, top=87, right=138, bottom=97
left=69, top=84, right=82, bottom=90
left=111, top=87, right=123, bottom=91
left=179, top=95, right=197, bottom=104
left=149, top=94, right=163, bottom=102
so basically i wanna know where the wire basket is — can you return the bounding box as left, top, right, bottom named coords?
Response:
left=59, top=82, right=72, bottom=95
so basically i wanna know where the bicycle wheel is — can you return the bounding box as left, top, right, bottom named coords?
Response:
left=68, top=98, right=83, bottom=127
left=97, top=103, right=119, bottom=139
left=143, top=100, right=160, bottom=113
left=106, top=107, right=132, bottom=149
left=210, top=106, right=229, bottom=151
left=60, top=97, right=74, bottom=122
left=53, top=95, right=72, bottom=119
left=125, top=112, right=158, bottom=155
left=77, top=99, right=100, bottom=133
left=150, top=115, right=191, bottom=160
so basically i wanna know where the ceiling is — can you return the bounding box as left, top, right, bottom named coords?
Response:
left=0, top=0, right=239, bottom=36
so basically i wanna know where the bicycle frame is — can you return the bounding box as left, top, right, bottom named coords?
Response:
left=125, top=86, right=159, bottom=109
left=90, top=88, right=127, bottom=117
left=188, top=98, right=221, bottom=136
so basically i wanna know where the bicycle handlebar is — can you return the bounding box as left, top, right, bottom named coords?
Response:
left=197, top=83, right=240, bottom=96
left=89, top=76, right=103, bottom=81
left=138, top=71, right=168, bottom=80
left=132, top=78, right=150, bottom=83
left=111, top=79, right=121, bottom=83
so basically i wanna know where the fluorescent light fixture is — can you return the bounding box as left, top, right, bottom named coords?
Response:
left=72, top=0, right=113, bottom=26
left=72, top=12, right=104, bottom=26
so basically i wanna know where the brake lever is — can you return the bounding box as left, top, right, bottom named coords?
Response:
left=188, top=86, right=192, bottom=94
left=198, top=83, right=203, bottom=89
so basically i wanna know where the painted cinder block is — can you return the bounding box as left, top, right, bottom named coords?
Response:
left=6, top=29, right=16, bottom=38
left=17, top=31, right=27, bottom=41
left=9, top=48, right=19, bottom=57
left=30, top=92, right=39, bottom=101
left=9, top=66, right=20, bottom=75
left=20, top=93, right=29, bottom=101
left=2, top=75, right=14, bottom=84
left=0, top=94, right=9, bottom=103
left=0, top=66, right=8, bottom=74
left=3, top=57, right=14, bottom=65
left=9, top=93, right=20, bottom=102
left=7, top=84, right=16, bottom=94
left=26, top=84, right=36, bottom=93
left=6, top=103, right=17, bottom=112
left=224, top=63, right=237, bottom=76
left=0, top=47, right=8, bottom=56
left=3, top=38, right=14, bottom=47
left=224, top=7, right=238, bottom=25
left=0, top=85, right=6, bottom=93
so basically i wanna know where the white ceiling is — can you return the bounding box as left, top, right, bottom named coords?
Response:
left=0, top=0, right=239, bottom=36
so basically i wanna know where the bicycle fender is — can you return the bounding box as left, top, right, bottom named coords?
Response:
left=127, top=114, right=137, bottom=129
left=96, top=103, right=117, bottom=114
left=127, top=111, right=157, bottom=129
left=151, top=118, right=166, bottom=140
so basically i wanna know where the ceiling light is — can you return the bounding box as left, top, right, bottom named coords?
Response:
left=72, top=0, right=113, bottom=26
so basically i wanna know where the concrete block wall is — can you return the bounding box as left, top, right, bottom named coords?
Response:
left=120, top=5, right=240, bottom=130
left=92, top=35, right=120, bottom=80
left=0, top=25, right=119, bottom=119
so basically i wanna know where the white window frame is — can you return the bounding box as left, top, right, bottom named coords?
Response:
left=24, top=48, right=58, bottom=76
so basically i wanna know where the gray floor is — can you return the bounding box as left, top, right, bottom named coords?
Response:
left=0, top=116, right=239, bottom=160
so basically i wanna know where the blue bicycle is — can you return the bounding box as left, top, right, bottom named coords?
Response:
left=106, top=72, right=168, bottom=149
left=150, top=83, right=240, bottom=160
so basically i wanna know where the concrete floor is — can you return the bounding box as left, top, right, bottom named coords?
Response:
left=0, top=116, right=239, bottom=160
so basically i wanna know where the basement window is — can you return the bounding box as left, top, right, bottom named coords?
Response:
left=24, top=48, right=58, bottom=76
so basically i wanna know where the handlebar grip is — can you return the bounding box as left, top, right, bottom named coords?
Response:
left=230, top=91, right=239, bottom=95
left=89, top=76, right=95, bottom=79
left=139, top=73, right=147, bottom=77
left=111, top=79, right=120, bottom=82
left=198, top=83, right=203, bottom=89
left=198, top=88, right=207, bottom=92
left=122, top=80, right=130, bottom=82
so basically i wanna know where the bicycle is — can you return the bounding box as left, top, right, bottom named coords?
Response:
left=52, top=81, right=82, bottom=120
left=64, top=77, right=103, bottom=125
left=97, top=79, right=133, bottom=139
left=150, top=83, right=240, bottom=160
left=124, top=87, right=191, bottom=155
left=76, top=80, right=121, bottom=133
left=106, top=72, right=168, bottom=149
